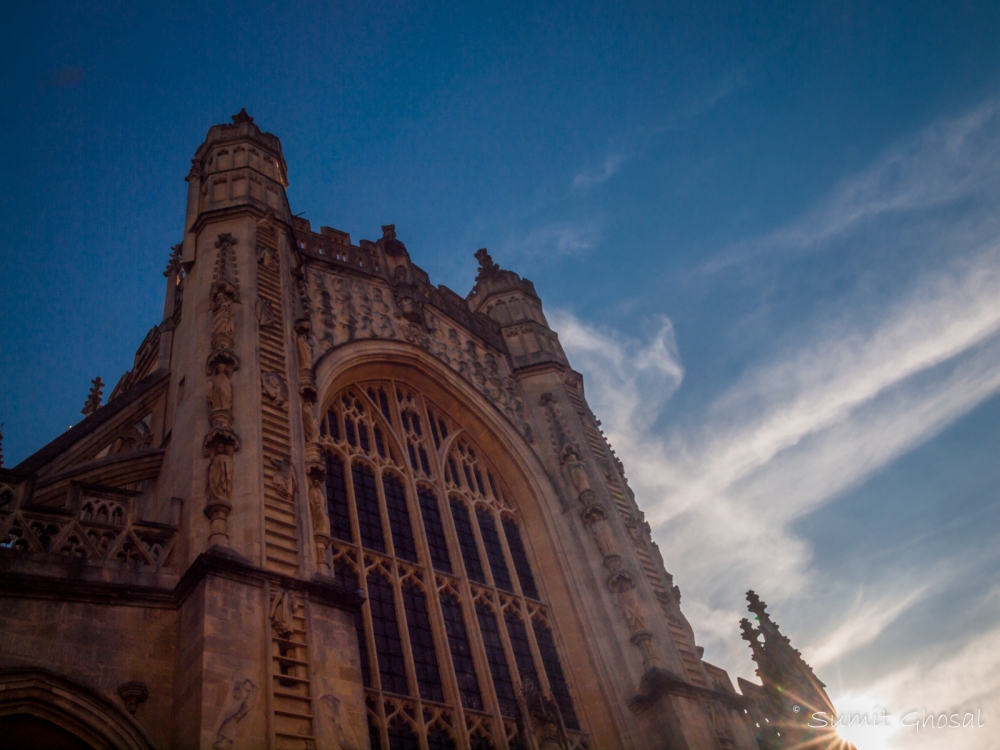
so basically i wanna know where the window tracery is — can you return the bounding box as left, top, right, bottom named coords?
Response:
left=321, top=379, right=583, bottom=749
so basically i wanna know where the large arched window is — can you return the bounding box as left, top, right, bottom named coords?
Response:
left=321, top=380, right=584, bottom=749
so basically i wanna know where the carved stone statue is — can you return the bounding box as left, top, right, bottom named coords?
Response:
left=207, top=449, right=234, bottom=503
left=295, top=329, right=314, bottom=369
left=255, top=296, right=275, bottom=328
left=271, top=457, right=296, bottom=501
left=560, top=443, right=593, bottom=503
left=270, top=589, right=296, bottom=638
left=309, top=477, right=330, bottom=539
left=320, top=693, right=364, bottom=750
left=262, top=371, right=288, bottom=411
left=302, top=401, right=320, bottom=445
left=206, top=363, right=233, bottom=413
left=211, top=295, right=235, bottom=349
left=212, top=678, right=258, bottom=750
left=618, top=587, right=646, bottom=633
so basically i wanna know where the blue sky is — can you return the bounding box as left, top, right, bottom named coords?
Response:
left=4, top=2, right=1000, bottom=746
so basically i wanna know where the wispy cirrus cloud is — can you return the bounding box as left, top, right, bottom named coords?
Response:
left=552, top=94, right=1000, bottom=749
left=573, top=152, right=628, bottom=189
left=506, top=219, right=603, bottom=257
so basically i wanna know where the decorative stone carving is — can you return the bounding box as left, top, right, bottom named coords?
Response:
left=560, top=443, right=594, bottom=505
left=320, top=693, right=365, bottom=750
left=212, top=678, right=258, bottom=750
left=255, top=296, right=275, bottom=328
left=262, top=370, right=289, bottom=411
left=308, top=268, right=533, bottom=442
left=271, top=457, right=296, bottom=501
left=270, top=589, right=296, bottom=638
left=519, top=679, right=567, bottom=750
left=202, top=237, right=241, bottom=549
left=257, top=242, right=278, bottom=271
left=82, top=377, right=104, bottom=416
left=582, top=504, right=618, bottom=561
left=117, top=681, right=149, bottom=715
left=618, top=587, right=647, bottom=633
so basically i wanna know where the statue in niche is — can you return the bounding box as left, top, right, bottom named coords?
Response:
left=271, top=457, right=296, bottom=501
left=587, top=513, right=617, bottom=558
left=295, top=329, right=314, bottom=369
left=270, top=589, right=296, bottom=638
left=257, top=243, right=278, bottom=271
left=320, top=694, right=364, bottom=750
left=262, top=371, right=289, bottom=411
left=309, top=476, right=330, bottom=538
left=624, top=515, right=648, bottom=548
left=206, top=362, right=234, bottom=414
left=207, top=447, right=235, bottom=503
left=211, top=678, right=258, bottom=750
left=560, top=443, right=593, bottom=502
left=255, top=296, right=275, bottom=328
left=618, top=587, right=647, bottom=633
left=302, top=401, right=320, bottom=445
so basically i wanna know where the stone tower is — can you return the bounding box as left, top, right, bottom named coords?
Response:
left=0, top=111, right=823, bottom=750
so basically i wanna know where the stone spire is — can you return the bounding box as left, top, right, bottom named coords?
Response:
left=81, top=377, right=104, bottom=416
left=739, top=591, right=845, bottom=750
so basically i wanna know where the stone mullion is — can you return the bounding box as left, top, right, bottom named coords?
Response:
left=516, top=598, right=552, bottom=696
left=462, top=586, right=510, bottom=750
left=341, top=448, right=364, bottom=551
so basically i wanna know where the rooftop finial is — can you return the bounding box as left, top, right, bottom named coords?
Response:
left=82, top=377, right=104, bottom=416
left=474, top=248, right=500, bottom=283
left=164, top=243, right=183, bottom=278
left=232, top=107, right=254, bottom=125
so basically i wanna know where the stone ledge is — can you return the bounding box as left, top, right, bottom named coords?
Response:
left=629, top=666, right=748, bottom=714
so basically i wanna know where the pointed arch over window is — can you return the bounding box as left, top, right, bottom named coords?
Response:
left=320, top=377, right=588, bottom=747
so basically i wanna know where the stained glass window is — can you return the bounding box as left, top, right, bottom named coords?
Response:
left=325, top=454, right=352, bottom=542
left=440, top=593, right=483, bottom=710
left=450, top=499, right=485, bottom=584
left=533, top=621, right=579, bottom=730
left=353, top=463, right=385, bottom=553
left=368, top=572, right=408, bottom=695
left=476, top=603, right=518, bottom=717
left=418, top=488, right=452, bottom=573
left=383, top=474, right=417, bottom=563
left=502, top=518, right=539, bottom=600
left=477, top=509, right=513, bottom=592
left=402, top=582, right=444, bottom=702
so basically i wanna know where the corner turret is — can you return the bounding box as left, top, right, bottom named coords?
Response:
left=467, top=249, right=568, bottom=370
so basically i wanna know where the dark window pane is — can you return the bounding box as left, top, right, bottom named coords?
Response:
left=327, top=409, right=340, bottom=441
left=504, top=612, right=539, bottom=689
left=450, top=499, right=485, bottom=584
left=325, top=454, right=352, bottom=542
left=383, top=474, right=417, bottom=562
left=502, top=519, right=539, bottom=600
left=334, top=557, right=358, bottom=591
left=464, top=465, right=474, bottom=490
left=345, top=418, right=357, bottom=447
left=533, top=622, right=579, bottom=730
left=352, top=464, right=385, bottom=552
left=474, top=468, right=485, bottom=496
left=368, top=572, right=409, bottom=695
left=378, top=388, right=392, bottom=422
left=477, top=509, right=513, bottom=592
left=470, top=736, right=494, bottom=750
left=359, top=423, right=370, bottom=452
left=426, top=727, right=456, bottom=750
left=488, top=471, right=499, bottom=500
left=418, top=489, right=452, bottom=573
left=402, top=583, right=444, bottom=702
left=375, top=426, right=386, bottom=458
left=411, top=414, right=422, bottom=436
left=476, top=603, right=518, bottom=717
left=369, top=716, right=382, bottom=750
left=440, top=594, right=483, bottom=710
left=408, top=443, right=419, bottom=472
left=355, top=608, right=371, bottom=688
left=447, top=459, right=459, bottom=486
left=428, top=410, right=441, bottom=448
left=419, top=447, right=431, bottom=476
left=387, top=719, right=419, bottom=750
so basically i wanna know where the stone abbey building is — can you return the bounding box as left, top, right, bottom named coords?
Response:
left=0, top=112, right=848, bottom=750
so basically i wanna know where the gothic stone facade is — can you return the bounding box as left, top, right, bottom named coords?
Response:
left=0, top=111, right=770, bottom=750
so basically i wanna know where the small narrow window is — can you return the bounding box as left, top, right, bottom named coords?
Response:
left=502, top=518, right=539, bottom=600
left=383, top=474, right=417, bottom=563
left=418, top=446, right=431, bottom=476
left=447, top=458, right=460, bottom=486
left=402, top=583, right=444, bottom=702
left=450, top=499, right=485, bottom=584
left=368, top=572, right=408, bottom=695
left=407, top=443, right=419, bottom=472
left=440, top=593, right=483, bottom=710
left=375, top=426, right=386, bottom=458
left=418, top=489, right=452, bottom=573
left=352, top=463, right=385, bottom=552
left=345, top=418, right=357, bottom=447
left=359, top=423, right=370, bottom=453
left=533, top=622, right=579, bottom=730
left=327, top=409, right=340, bottom=441
left=476, top=603, right=518, bottom=717
left=473, top=467, right=485, bottom=496
left=325, top=454, right=352, bottom=542
left=488, top=471, right=499, bottom=500
left=463, top=465, right=474, bottom=490
left=477, top=509, right=513, bottom=592
left=411, top=414, right=422, bottom=436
